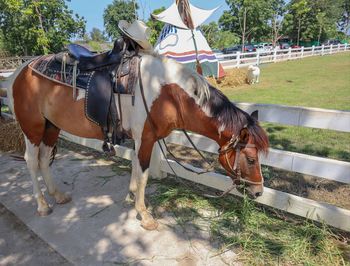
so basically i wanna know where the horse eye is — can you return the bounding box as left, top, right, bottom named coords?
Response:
left=247, top=157, right=255, bottom=165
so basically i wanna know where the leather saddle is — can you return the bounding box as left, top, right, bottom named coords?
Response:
left=67, top=39, right=124, bottom=71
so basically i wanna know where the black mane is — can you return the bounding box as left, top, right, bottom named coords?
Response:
left=204, top=85, right=269, bottom=153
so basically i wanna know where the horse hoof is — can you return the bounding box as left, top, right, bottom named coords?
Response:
left=37, top=207, right=53, bottom=216
left=141, top=219, right=159, bottom=231
left=56, top=193, right=72, bottom=204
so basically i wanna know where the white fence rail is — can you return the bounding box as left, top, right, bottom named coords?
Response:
left=218, top=43, right=350, bottom=69
left=1, top=80, right=350, bottom=231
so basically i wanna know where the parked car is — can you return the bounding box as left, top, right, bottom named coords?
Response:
left=255, top=43, right=273, bottom=55
left=291, top=44, right=301, bottom=48
left=323, top=39, right=341, bottom=45
left=243, top=44, right=256, bottom=53
left=279, top=42, right=290, bottom=49
left=222, top=45, right=241, bottom=54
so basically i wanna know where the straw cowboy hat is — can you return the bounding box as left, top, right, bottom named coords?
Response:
left=118, top=20, right=152, bottom=50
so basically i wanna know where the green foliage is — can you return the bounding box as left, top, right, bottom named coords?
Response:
left=219, top=0, right=348, bottom=47
left=103, top=0, right=138, bottom=40
left=201, top=22, right=239, bottom=49
left=220, top=0, right=274, bottom=43
left=284, top=0, right=344, bottom=44
left=0, top=0, right=86, bottom=55
left=146, top=7, right=165, bottom=46
left=90, top=27, right=107, bottom=42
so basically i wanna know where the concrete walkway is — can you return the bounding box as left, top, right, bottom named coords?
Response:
left=0, top=149, right=238, bottom=266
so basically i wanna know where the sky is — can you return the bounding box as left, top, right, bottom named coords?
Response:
left=66, top=0, right=229, bottom=33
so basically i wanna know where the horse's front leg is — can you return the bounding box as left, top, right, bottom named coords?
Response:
left=132, top=139, right=158, bottom=230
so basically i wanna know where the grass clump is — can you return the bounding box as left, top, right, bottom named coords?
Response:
left=149, top=178, right=349, bottom=265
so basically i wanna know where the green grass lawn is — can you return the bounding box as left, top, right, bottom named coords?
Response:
left=221, top=53, right=350, bottom=162
left=222, top=52, right=350, bottom=110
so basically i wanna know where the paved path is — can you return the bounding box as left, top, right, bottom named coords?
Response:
left=0, top=203, right=72, bottom=266
left=0, top=149, right=238, bottom=265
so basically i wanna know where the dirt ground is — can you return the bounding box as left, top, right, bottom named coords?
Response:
left=0, top=203, right=72, bottom=266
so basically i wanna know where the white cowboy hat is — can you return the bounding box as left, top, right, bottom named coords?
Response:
left=118, top=20, right=152, bottom=51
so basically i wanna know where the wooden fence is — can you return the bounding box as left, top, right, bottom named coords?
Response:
left=0, top=56, right=36, bottom=72
left=217, top=43, right=350, bottom=69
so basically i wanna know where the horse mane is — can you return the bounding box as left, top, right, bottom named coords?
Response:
left=205, top=85, right=269, bottom=154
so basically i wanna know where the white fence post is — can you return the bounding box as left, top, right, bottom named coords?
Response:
left=288, top=47, right=292, bottom=59
left=345, top=43, right=348, bottom=51
left=236, top=52, right=241, bottom=67
left=149, top=142, right=167, bottom=179
left=321, top=44, right=325, bottom=56
left=330, top=44, right=333, bottom=54
left=301, top=46, right=304, bottom=58
left=256, top=50, right=260, bottom=65
left=337, top=43, right=340, bottom=52
left=273, top=47, right=277, bottom=62
left=311, top=45, right=315, bottom=56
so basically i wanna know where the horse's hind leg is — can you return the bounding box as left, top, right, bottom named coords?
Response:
left=39, top=123, right=71, bottom=204
left=24, top=137, right=52, bottom=216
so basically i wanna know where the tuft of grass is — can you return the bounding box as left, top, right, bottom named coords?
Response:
left=1, top=105, right=9, bottom=114
left=149, top=178, right=348, bottom=265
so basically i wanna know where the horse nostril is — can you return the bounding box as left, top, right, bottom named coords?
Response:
left=255, top=192, right=262, bottom=197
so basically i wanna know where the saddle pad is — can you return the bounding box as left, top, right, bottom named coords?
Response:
left=29, top=55, right=115, bottom=128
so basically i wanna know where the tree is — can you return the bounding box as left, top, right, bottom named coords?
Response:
left=201, top=22, right=239, bottom=49
left=268, top=0, right=286, bottom=47
left=219, top=0, right=272, bottom=50
left=284, top=0, right=343, bottom=45
left=201, top=22, right=219, bottom=48
left=90, top=27, right=107, bottom=42
left=103, top=0, right=138, bottom=39
left=0, top=0, right=86, bottom=55
left=146, top=7, right=165, bottom=46
left=215, top=31, right=240, bottom=49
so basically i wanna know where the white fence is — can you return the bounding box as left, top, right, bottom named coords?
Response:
left=1, top=87, right=349, bottom=231
left=218, top=43, right=350, bottom=69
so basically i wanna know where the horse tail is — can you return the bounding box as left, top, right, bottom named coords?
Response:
left=5, top=60, right=35, bottom=119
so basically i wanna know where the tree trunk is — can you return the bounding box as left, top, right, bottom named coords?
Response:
left=297, top=18, right=301, bottom=46
left=241, top=7, right=247, bottom=53
left=317, top=26, right=322, bottom=45
left=33, top=1, right=48, bottom=54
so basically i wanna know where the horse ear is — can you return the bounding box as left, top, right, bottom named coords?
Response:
left=251, top=110, right=259, bottom=121
left=239, top=128, right=249, bottom=143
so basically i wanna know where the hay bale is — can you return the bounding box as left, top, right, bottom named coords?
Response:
left=0, top=118, right=25, bottom=153
left=207, top=68, right=248, bottom=89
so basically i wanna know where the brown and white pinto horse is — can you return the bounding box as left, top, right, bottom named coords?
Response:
left=8, top=54, right=268, bottom=230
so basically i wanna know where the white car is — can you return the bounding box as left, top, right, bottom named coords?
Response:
left=255, top=43, right=273, bottom=55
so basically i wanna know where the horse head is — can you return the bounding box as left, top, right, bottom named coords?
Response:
left=217, top=110, right=269, bottom=198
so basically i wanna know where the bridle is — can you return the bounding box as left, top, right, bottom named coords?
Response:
left=218, top=134, right=264, bottom=185
left=204, top=133, right=264, bottom=199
